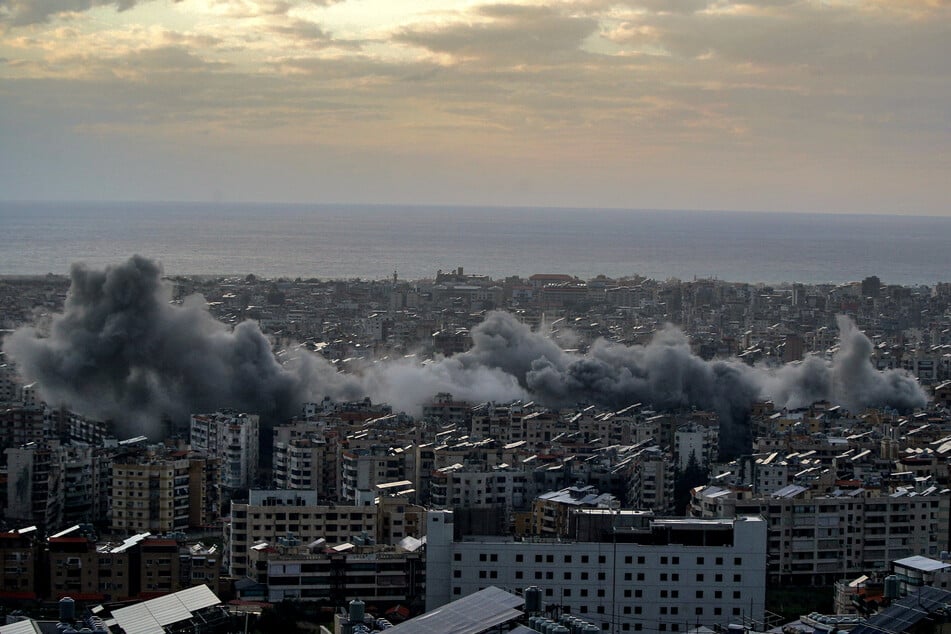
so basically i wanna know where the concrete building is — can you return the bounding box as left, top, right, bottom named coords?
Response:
left=674, top=423, right=719, bottom=472
left=246, top=540, right=424, bottom=604
left=189, top=411, right=260, bottom=503
left=693, top=482, right=951, bottom=585
left=4, top=441, right=64, bottom=530
left=426, top=510, right=768, bottom=633
left=0, top=528, right=40, bottom=601
left=226, top=490, right=376, bottom=578
left=111, top=452, right=192, bottom=534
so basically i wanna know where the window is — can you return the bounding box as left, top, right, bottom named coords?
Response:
left=453, top=570, right=461, bottom=578
left=536, top=555, right=543, bottom=563
left=661, top=556, right=668, bottom=564
left=661, top=590, right=668, bottom=598
left=598, top=572, right=606, bottom=581
left=479, top=571, right=486, bottom=579
left=516, top=554, right=524, bottom=563
left=564, top=572, right=572, bottom=580
left=637, top=556, right=645, bottom=564
left=599, top=555, right=606, bottom=564
left=661, top=573, right=668, bottom=581
left=716, top=557, right=723, bottom=565
left=715, top=574, right=723, bottom=582
left=734, top=557, right=742, bottom=565
left=637, top=573, right=645, bottom=581
left=635, top=590, right=642, bottom=598
left=480, top=554, right=487, bottom=562
left=696, top=573, right=704, bottom=582
left=546, top=555, right=554, bottom=563
left=454, top=553, right=462, bottom=562
left=624, top=573, right=632, bottom=581
left=715, top=591, right=722, bottom=599
left=734, top=574, right=742, bottom=582
left=714, top=608, right=722, bottom=616
left=516, top=571, right=523, bottom=579
left=696, top=590, right=704, bottom=599
left=696, top=607, right=703, bottom=616
left=733, top=591, right=741, bottom=599
left=625, top=556, right=633, bottom=564
left=733, top=608, right=742, bottom=616
left=697, top=557, right=704, bottom=565
left=565, top=555, right=572, bottom=564
left=582, top=555, right=590, bottom=563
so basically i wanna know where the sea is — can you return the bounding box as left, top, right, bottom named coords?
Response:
left=2, top=201, right=951, bottom=286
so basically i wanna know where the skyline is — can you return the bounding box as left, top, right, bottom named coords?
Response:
left=1, top=0, right=949, bottom=215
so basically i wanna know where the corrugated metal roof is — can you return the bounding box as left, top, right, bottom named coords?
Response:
left=384, top=586, right=523, bottom=634
left=0, top=620, right=42, bottom=634
left=111, top=585, right=220, bottom=634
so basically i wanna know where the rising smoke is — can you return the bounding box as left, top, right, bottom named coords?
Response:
left=2, top=256, right=927, bottom=451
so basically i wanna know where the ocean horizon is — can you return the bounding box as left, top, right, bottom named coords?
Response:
left=3, top=201, right=951, bottom=286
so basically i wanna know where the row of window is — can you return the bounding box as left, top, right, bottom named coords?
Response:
left=462, top=553, right=742, bottom=567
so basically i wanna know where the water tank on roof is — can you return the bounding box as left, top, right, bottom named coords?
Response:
left=525, top=586, right=543, bottom=613
left=59, top=597, right=76, bottom=622
left=582, top=625, right=600, bottom=634
left=727, top=624, right=745, bottom=634
left=885, top=575, right=901, bottom=600
left=552, top=626, right=570, bottom=634
left=349, top=598, right=365, bottom=623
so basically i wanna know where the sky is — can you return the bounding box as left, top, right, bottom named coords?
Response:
left=0, top=0, right=949, bottom=214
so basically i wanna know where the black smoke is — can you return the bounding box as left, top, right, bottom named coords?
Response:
left=1, top=256, right=363, bottom=434
left=2, top=257, right=927, bottom=450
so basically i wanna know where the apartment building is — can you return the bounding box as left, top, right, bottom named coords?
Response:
left=272, top=433, right=337, bottom=499
left=247, top=541, right=424, bottom=604
left=692, top=481, right=951, bottom=585
left=426, top=510, right=767, bottom=633
left=189, top=411, right=260, bottom=502
left=47, top=529, right=219, bottom=602
left=429, top=463, right=532, bottom=513
left=227, top=490, right=376, bottom=578
left=4, top=441, right=64, bottom=530
left=111, top=452, right=191, bottom=534
left=0, top=528, right=39, bottom=600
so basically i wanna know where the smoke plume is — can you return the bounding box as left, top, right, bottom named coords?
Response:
left=2, top=256, right=927, bottom=450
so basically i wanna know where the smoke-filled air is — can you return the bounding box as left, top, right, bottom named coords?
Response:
left=1, top=257, right=927, bottom=452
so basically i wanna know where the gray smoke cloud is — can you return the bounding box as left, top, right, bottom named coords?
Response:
left=457, top=312, right=926, bottom=454
left=1, top=256, right=365, bottom=434
left=2, top=256, right=927, bottom=451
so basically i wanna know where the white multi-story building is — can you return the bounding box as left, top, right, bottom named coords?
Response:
left=426, top=510, right=768, bottom=633
left=674, top=423, right=719, bottom=471
left=190, top=411, right=260, bottom=494
left=693, top=481, right=951, bottom=585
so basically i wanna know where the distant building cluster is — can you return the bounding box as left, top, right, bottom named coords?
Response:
left=4, top=269, right=951, bottom=633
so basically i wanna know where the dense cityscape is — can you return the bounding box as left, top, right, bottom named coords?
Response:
left=4, top=259, right=951, bottom=634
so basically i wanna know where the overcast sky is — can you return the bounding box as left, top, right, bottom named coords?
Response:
left=0, top=0, right=948, bottom=214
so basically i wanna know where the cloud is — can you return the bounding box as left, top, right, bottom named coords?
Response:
left=0, top=0, right=171, bottom=25
left=395, top=4, right=600, bottom=65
